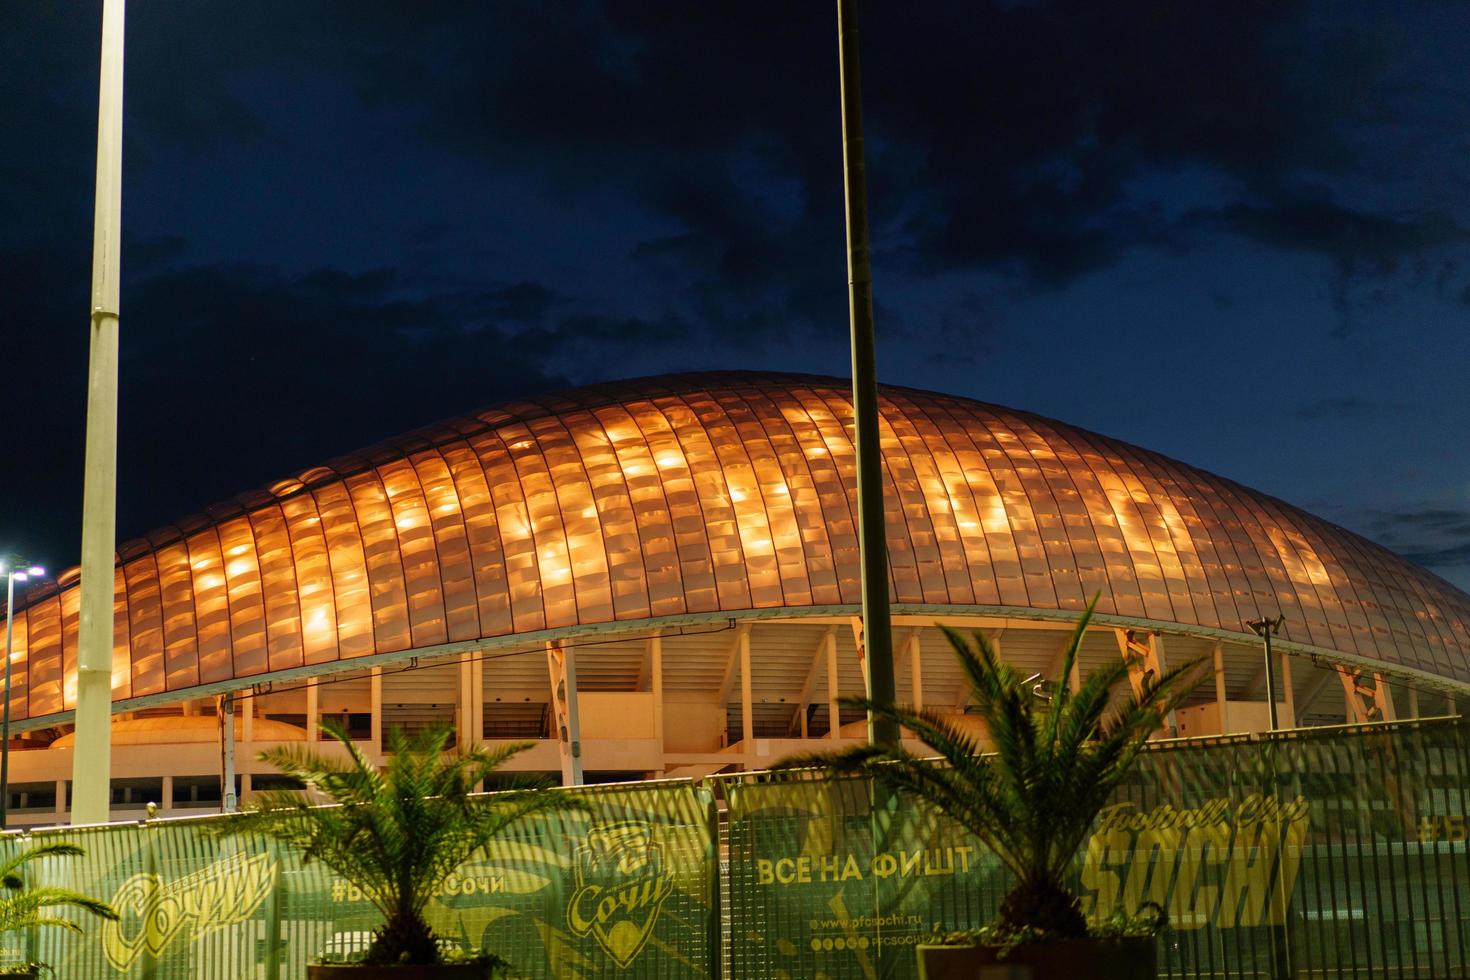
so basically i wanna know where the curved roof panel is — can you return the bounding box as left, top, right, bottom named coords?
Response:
left=6, top=371, right=1469, bottom=721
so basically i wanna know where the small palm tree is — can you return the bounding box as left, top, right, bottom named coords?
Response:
left=224, top=720, right=586, bottom=967
left=0, top=842, right=118, bottom=966
left=781, top=598, right=1203, bottom=939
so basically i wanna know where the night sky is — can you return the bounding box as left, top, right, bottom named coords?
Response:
left=3, top=1, right=1468, bottom=595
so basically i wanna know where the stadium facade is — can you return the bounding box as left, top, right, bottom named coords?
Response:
left=3, top=372, right=1467, bottom=824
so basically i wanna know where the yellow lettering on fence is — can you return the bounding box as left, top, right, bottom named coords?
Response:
left=102, top=851, right=276, bottom=970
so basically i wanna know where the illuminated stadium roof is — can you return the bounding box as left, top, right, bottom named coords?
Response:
left=5, top=371, right=1469, bottom=726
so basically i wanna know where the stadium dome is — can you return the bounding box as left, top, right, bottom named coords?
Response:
left=2, top=372, right=1467, bottom=818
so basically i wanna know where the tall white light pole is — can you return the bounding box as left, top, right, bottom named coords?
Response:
left=2, top=562, right=45, bottom=829
left=73, top=0, right=125, bottom=826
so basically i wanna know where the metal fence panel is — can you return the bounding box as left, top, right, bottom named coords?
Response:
left=2, top=720, right=1467, bottom=978
left=717, top=718, right=1470, bottom=980
left=2, top=781, right=718, bottom=979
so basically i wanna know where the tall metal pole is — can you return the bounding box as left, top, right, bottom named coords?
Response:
left=837, top=0, right=898, bottom=747
left=2, top=572, right=15, bottom=829
left=1248, top=614, right=1291, bottom=980
left=73, top=0, right=125, bottom=825
left=1249, top=616, right=1285, bottom=732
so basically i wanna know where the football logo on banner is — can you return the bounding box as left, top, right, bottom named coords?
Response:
left=567, top=821, right=676, bottom=968
left=102, top=851, right=276, bottom=970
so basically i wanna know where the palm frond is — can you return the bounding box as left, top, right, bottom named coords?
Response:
left=215, top=720, right=587, bottom=965
left=778, top=595, right=1205, bottom=934
left=0, top=846, right=118, bottom=939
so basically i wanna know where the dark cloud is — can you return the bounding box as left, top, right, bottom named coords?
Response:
left=0, top=243, right=693, bottom=570
left=5, top=0, right=1470, bottom=586
left=1401, top=541, right=1470, bottom=571
left=1221, top=201, right=1464, bottom=276
left=1294, top=397, right=1401, bottom=421
left=1365, top=507, right=1470, bottom=575
left=278, top=1, right=1423, bottom=293
left=9, top=2, right=1457, bottom=331
left=485, top=281, right=556, bottom=324
left=1371, top=508, right=1470, bottom=538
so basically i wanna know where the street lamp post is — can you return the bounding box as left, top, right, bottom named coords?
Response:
left=1248, top=615, right=1286, bottom=732
left=836, top=0, right=898, bottom=748
left=1247, top=613, right=1292, bottom=980
left=1, top=561, right=45, bottom=829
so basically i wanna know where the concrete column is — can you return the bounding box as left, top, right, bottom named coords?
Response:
left=370, top=668, right=383, bottom=760
left=650, top=634, right=664, bottom=746
left=826, top=629, right=841, bottom=739
left=907, top=630, right=923, bottom=709
left=739, top=628, right=754, bottom=758
left=1280, top=653, right=1296, bottom=728
left=458, top=656, right=471, bottom=746
left=219, top=693, right=237, bottom=813
left=547, top=642, right=583, bottom=786
left=470, top=654, right=485, bottom=747
left=1213, top=642, right=1230, bottom=734
left=306, top=679, right=319, bottom=742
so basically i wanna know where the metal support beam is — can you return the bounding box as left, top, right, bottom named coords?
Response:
left=1115, top=628, right=1154, bottom=701
left=546, top=641, right=583, bottom=786
left=790, top=627, right=838, bottom=737
left=1116, top=628, right=1174, bottom=734
left=72, top=0, right=127, bottom=826
left=837, top=0, right=898, bottom=748
left=1408, top=685, right=1420, bottom=720
left=716, top=623, right=752, bottom=706
left=1337, top=665, right=1397, bottom=725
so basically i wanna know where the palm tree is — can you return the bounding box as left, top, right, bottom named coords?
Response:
left=0, top=842, right=118, bottom=960
left=224, top=720, right=586, bottom=967
left=781, top=598, right=1204, bottom=939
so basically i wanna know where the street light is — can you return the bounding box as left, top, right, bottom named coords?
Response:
left=1246, top=613, right=1291, bottom=980
left=1247, top=615, right=1286, bottom=732
left=1, top=560, right=45, bottom=829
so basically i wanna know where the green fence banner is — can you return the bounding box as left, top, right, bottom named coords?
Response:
left=3, top=720, right=1469, bottom=978
left=719, top=718, right=1470, bottom=980
left=4, top=780, right=718, bottom=979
